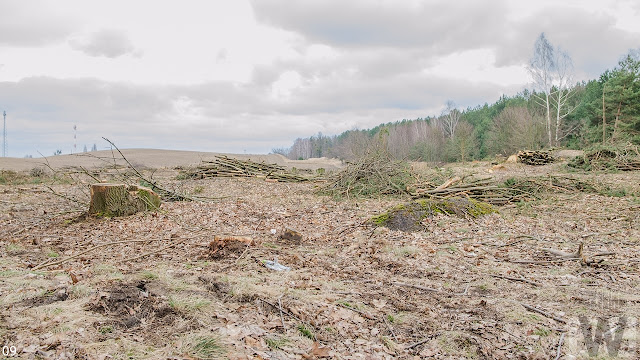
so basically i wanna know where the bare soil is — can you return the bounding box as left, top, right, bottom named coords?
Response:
left=1, top=156, right=639, bottom=359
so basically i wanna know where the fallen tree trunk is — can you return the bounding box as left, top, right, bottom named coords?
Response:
left=89, top=183, right=161, bottom=217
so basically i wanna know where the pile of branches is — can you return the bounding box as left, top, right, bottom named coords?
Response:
left=517, top=150, right=555, bottom=166
left=411, top=175, right=616, bottom=205
left=568, top=143, right=640, bottom=171
left=315, top=146, right=414, bottom=198
left=187, top=156, right=310, bottom=182
left=411, top=176, right=533, bottom=205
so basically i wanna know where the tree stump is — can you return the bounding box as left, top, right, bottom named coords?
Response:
left=89, top=183, right=161, bottom=217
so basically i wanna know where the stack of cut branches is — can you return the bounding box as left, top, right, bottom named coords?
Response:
left=412, top=175, right=615, bottom=205
left=569, top=143, right=640, bottom=171
left=187, top=156, right=310, bottom=182
left=517, top=150, right=555, bottom=165
left=315, top=147, right=414, bottom=198
left=411, top=176, right=533, bottom=205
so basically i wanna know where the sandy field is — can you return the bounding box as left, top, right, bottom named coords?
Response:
left=0, top=149, right=343, bottom=172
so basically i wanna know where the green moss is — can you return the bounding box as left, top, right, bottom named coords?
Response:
left=372, top=197, right=496, bottom=232
left=137, top=187, right=161, bottom=210
left=371, top=212, right=389, bottom=225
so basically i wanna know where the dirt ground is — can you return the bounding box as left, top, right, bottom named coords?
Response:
left=1, top=154, right=639, bottom=359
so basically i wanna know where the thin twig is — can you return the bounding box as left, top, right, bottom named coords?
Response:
left=278, top=297, right=286, bottom=329
left=555, top=332, right=565, bottom=360
left=490, top=274, right=541, bottom=287
left=521, top=303, right=566, bottom=324
left=122, top=236, right=193, bottom=262
left=31, top=238, right=162, bottom=270
left=383, top=316, right=398, bottom=343
left=337, top=303, right=376, bottom=320
left=393, top=282, right=440, bottom=293
left=404, top=333, right=440, bottom=350
left=259, top=298, right=305, bottom=324
left=102, top=137, right=194, bottom=201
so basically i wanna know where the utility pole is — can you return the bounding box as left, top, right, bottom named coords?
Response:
left=2, top=111, right=6, bottom=157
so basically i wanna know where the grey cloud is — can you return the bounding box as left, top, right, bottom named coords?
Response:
left=69, top=29, right=137, bottom=58
left=250, top=0, right=507, bottom=52
left=0, top=69, right=511, bottom=157
left=0, top=0, right=77, bottom=46
left=0, top=77, right=309, bottom=156
left=274, top=72, right=512, bottom=116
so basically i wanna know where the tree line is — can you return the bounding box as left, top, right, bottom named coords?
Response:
left=273, top=34, right=640, bottom=162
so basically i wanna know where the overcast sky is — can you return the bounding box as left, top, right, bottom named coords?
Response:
left=1, top=0, right=639, bottom=157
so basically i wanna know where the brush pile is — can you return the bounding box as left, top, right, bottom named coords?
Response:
left=316, top=147, right=414, bottom=198
left=517, top=150, right=555, bottom=165
left=187, top=156, right=310, bottom=182
left=568, top=143, right=640, bottom=171
left=411, top=175, right=617, bottom=205
left=411, top=176, right=533, bottom=205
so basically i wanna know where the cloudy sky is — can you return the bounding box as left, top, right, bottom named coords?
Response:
left=1, top=0, right=639, bottom=157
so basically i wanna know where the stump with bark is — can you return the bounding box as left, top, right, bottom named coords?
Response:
left=89, top=183, right=161, bottom=217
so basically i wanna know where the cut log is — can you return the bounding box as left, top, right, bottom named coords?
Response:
left=89, top=183, right=161, bottom=217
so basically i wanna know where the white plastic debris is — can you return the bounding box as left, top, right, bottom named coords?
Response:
left=264, top=256, right=290, bottom=271
left=270, top=228, right=277, bottom=235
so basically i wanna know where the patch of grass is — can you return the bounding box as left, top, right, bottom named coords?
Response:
left=99, top=325, right=114, bottom=334
left=169, top=296, right=212, bottom=312
left=47, top=250, right=59, bottom=258
left=533, top=327, right=551, bottom=337
left=139, top=271, right=158, bottom=280
left=53, top=325, right=72, bottom=334
left=70, top=284, right=93, bottom=299
left=391, top=246, right=420, bottom=257
left=266, top=336, right=289, bottom=350
left=381, top=336, right=399, bottom=350
left=193, top=185, right=205, bottom=194
left=0, top=170, right=28, bottom=185
left=262, top=242, right=279, bottom=249
left=0, top=269, right=22, bottom=277
left=298, top=324, right=314, bottom=339
left=6, top=243, right=24, bottom=253
left=188, top=336, right=225, bottom=359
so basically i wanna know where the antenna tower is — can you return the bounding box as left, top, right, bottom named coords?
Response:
left=2, top=111, right=6, bottom=157
left=73, top=125, right=77, bottom=154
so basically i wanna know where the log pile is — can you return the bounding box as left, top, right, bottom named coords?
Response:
left=517, top=150, right=555, bottom=166
left=188, top=156, right=310, bottom=182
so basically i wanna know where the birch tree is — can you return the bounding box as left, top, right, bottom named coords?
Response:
left=553, top=49, right=576, bottom=143
left=528, top=33, right=576, bottom=146
left=439, top=100, right=461, bottom=139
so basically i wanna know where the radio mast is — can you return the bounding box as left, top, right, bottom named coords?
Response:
left=2, top=111, right=6, bottom=157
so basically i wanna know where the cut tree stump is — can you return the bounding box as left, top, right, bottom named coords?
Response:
left=89, top=183, right=161, bottom=217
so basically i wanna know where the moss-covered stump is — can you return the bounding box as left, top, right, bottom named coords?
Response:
left=371, top=197, right=496, bottom=232
left=89, top=183, right=161, bottom=217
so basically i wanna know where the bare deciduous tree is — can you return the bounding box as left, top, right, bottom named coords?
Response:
left=439, top=100, right=461, bottom=139
left=528, top=33, right=576, bottom=146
